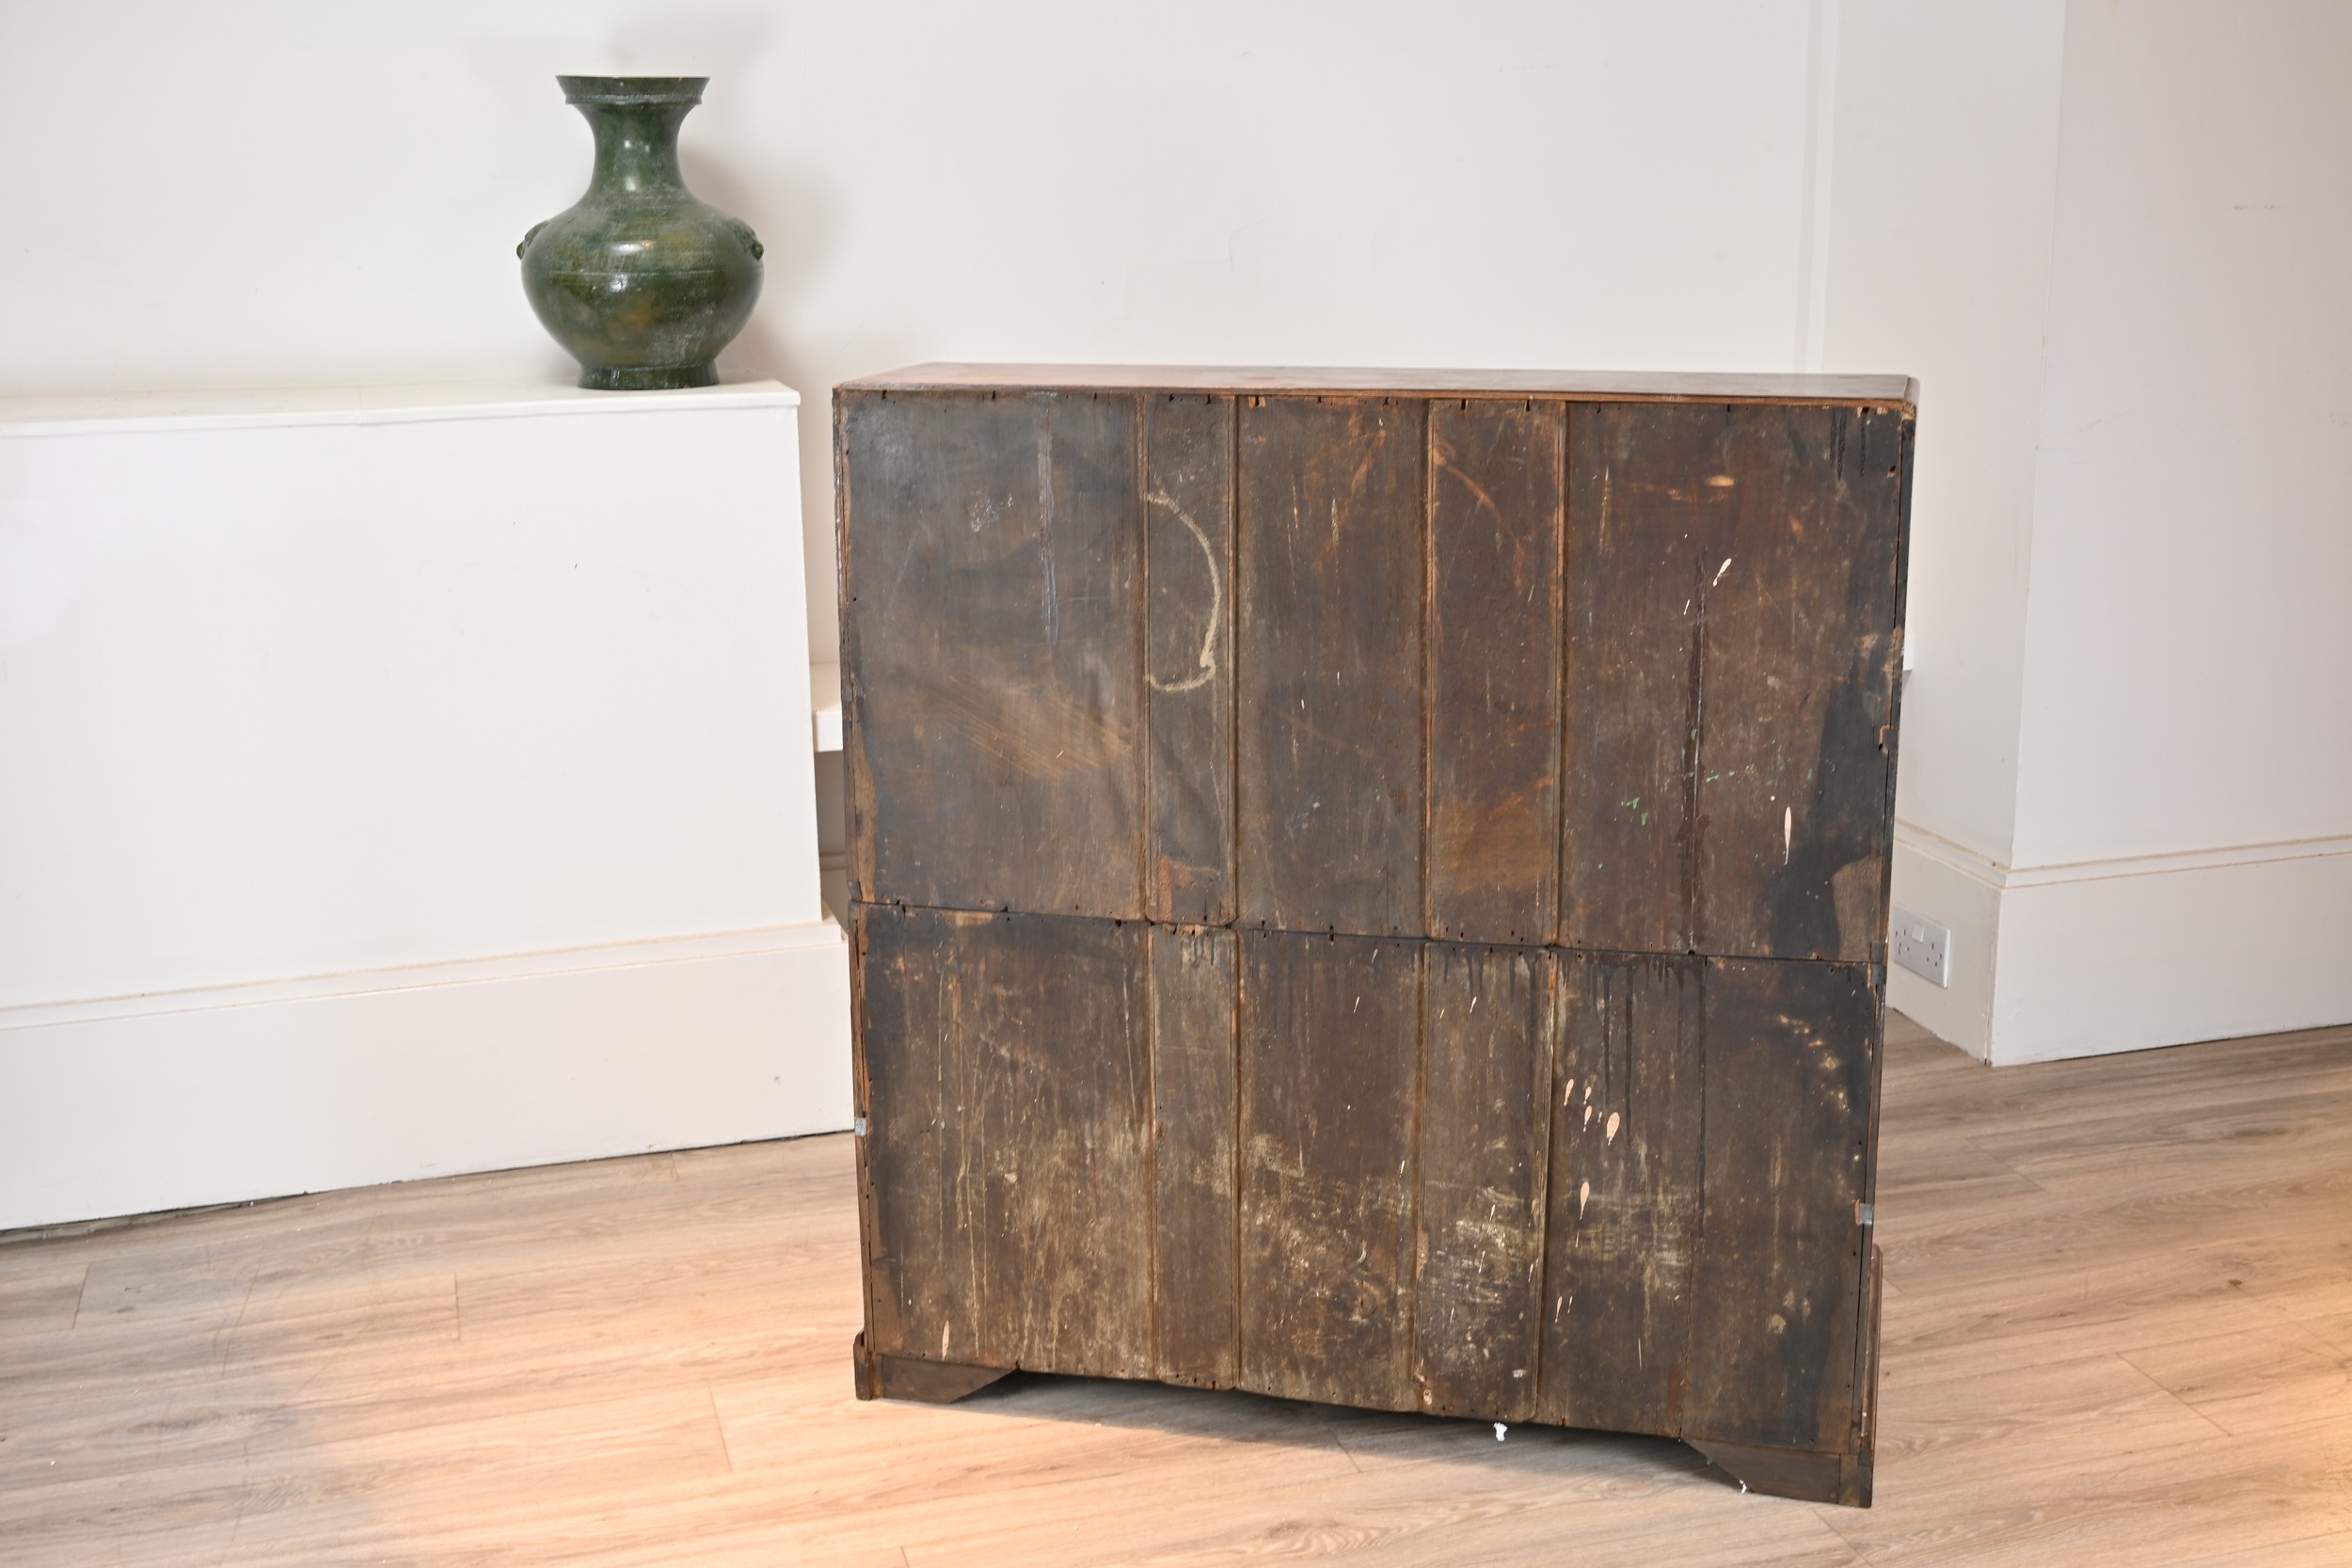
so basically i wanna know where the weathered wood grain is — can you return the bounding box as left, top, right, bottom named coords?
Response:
left=1537, top=951, right=1707, bottom=1436
left=1693, top=407, right=1905, bottom=961
left=853, top=903, right=1152, bottom=1378
left=1237, top=929, right=1422, bottom=1412
left=1411, top=942, right=1554, bottom=1421
left=1558, top=403, right=1715, bottom=954
left=838, top=389, right=1145, bottom=919
left=1144, top=394, right=1237, bottom=925
left=849, top=900, right=954, bottom=1368
left=1686, top=957, right=1880, bottom=1453
left=1235, top=396, right=1426, bottom=937
left=1424, top=398, right=1565, bottom=943
left=1149, top=923, right=1239, bottom=1387
left=837, top=371, right=1916, bottom=1508
left=1557, top=403, right=1905, bottom=962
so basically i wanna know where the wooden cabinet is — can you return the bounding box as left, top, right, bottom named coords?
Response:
left=837, top=365, right=1914, bottom=1505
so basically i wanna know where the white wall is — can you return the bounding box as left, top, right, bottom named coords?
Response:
left=2014, top=0, right=2352, bottom=866
left=1860, top=0, right=2352, bottom=1060
left=0, top=0, right=1836, bottom=670
left=1991, top=0, right=2352, bottom=1059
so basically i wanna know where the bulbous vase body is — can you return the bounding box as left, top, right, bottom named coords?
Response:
left=518, top=76, right=763, bottom=390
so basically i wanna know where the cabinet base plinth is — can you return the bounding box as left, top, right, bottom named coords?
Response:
left=850, top=1332, right=1013, bottom=1404
left=1690, top=1439, right=1872, bottom=1507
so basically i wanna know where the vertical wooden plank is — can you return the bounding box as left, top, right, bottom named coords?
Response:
left=1238, top=928, right=1421, bottom=1412
left=1558, top=404, right=1728, bottom=954
left=1149, top=922, right=1239, bottom=1386
left=854, top=903, right=1153, bottom=1378
left=1536, top=950, right=1706, bottom=1435
left=1425, top=399, right=1565, bottom=944
left=1693, top=407, right=1906, bottom=960
left=1144, top=395, right=1236, bottom=925
left=851, top=900, right=966, bottom=1367
left=1412, top=942, right=1554, bottom=1420
left=1235, top=396, right=1426, bottom=937
left=838, top=389, right=1144, bottom=919
left=1685, top=957, right=1878, bottom=1453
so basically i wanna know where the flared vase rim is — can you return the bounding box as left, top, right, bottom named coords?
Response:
left=558, top=75, right=707, bottom=107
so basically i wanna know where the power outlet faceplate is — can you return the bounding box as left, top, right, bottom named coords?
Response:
left=1889, top=906, right=1951, bottom=988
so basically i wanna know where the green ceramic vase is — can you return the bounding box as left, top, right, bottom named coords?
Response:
left=518, top=76, right=763, bottom=390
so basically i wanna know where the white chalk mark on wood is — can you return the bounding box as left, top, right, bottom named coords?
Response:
left=1784, top=805, right=1793, bottom=863
left=1606, top=1111, right=1621, bottom=1145
left=1713, top=557, right=1732, bottom=586
left=1145, top=488, right=1221, bottom=692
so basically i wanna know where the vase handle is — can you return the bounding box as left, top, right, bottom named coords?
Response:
left=516, top=221, right=548, bottom=261
left=728, top=217, right=764, bottom=261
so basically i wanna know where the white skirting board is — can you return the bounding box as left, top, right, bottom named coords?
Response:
left=0, top=923, right=850, bottom=1233
left=1891, top=823, right=2352, bottom=1065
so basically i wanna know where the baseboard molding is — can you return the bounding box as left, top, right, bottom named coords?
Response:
left=0, top=920, right=851, bottom=1232
left=1891, top=822, right=2352, bottom=1066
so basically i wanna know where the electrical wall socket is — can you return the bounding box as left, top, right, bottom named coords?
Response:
left=1889, top=906, right=1951, bottom=988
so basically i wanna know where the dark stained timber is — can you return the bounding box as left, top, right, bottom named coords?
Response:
left=1238, top=929, right=1422, bottom=1412
left=839, top=389, right=1145, bottom=920
left=1686, top=958, right=1880, bottom=1454
left=1558, top=404, right=1715, bottom=955
left=1149, top=923, right=1240, bottom=1386
left=1235, top=396, right=1426, bottom=938
left=840, top=367, right=1914, bottom=1505
left=1537, top=951, right=1708, bottom=1437
left=1144, top=394, right=1237, bottom=926
left=1413, top=942, right=1553, bottom=1421
left=1425, top=399, right=1565, bottom=944
left=852, top=903, right=1153, bottom=1379
left=1557, top=403, right=1903, bottom=961
left=1693, top=407, right=1906, bottom=961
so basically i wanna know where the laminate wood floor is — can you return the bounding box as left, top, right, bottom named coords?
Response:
left=4, top=1014, right=2348, bottom=1567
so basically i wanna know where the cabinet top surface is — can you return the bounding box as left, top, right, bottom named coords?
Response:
left=840, top=363, right=1916, bottom=408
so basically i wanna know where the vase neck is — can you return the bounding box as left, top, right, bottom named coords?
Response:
left=583, top=102, right=691, bottom=195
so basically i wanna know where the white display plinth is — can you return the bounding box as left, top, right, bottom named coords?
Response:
left=0, top=380, right=849, bottom=1230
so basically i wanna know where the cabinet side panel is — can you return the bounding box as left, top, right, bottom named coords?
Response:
left=1238, top=929, right=1421, bottom=1411
left=1144, top=395, right=1237, bottom=925
left=839, top=390, right=1143, bottom=918
left=1425, top=400, right=1566, bottom=943
left=1235, top=397, right=1426, bottom=937
left=856, top=904, right=1153, bottom=1377
left=1685, top=957, right=1876, bottom=1452
left=1558, top=405, right=1721, bottom=953
left=1149, top=923, right=1240, bottom=1386
left=1536, top=951, right=1705, bottom=1435
left=1693, top=407, right=1905, bottom=961
left=1413, top=942, right=1553, bottom=1421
